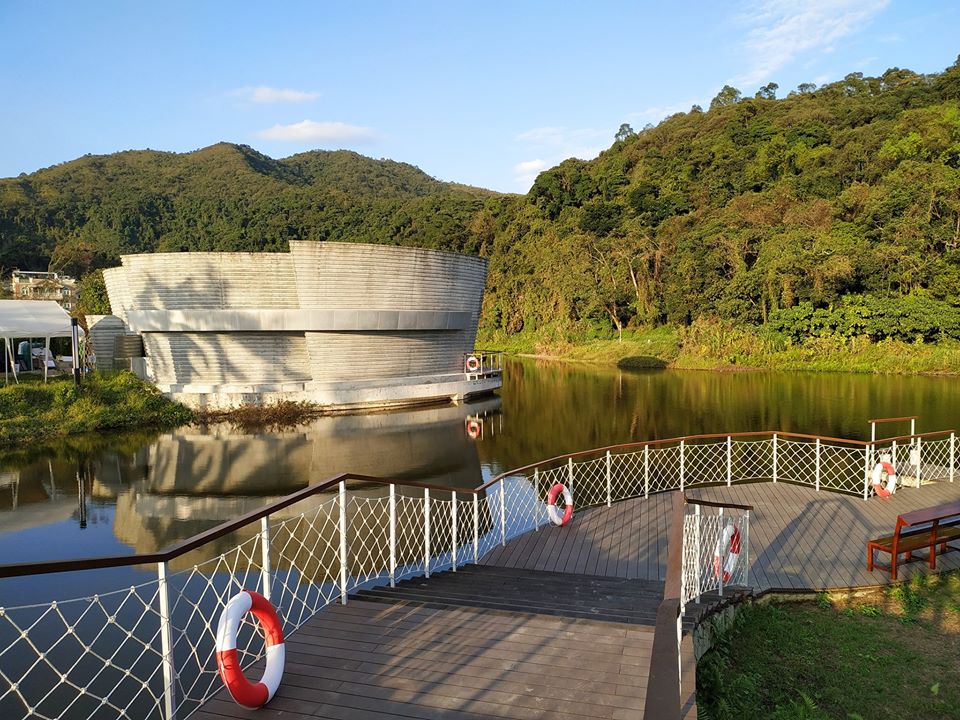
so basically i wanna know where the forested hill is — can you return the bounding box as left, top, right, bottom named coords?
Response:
left=484, top=58, right=960, bottom=341
left=0, top=143, right=499, bottom=275
left=3, top=57, right=960, bottom=345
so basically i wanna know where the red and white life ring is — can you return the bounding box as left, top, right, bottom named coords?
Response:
left=546, top=483, right=574, bottom=526
left=466, top=419, right=481, bottom=440
left=216, top=590, right=285, bottom=708
left=713, top=522, right=741, bottom=584
left=465, top=355, right=481, bottom=373
left=871, top=461, right=898, bottom=497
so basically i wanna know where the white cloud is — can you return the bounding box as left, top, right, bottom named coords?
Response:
left=512, top=159, right=547, bottom=189
left=734, top=0, right=890, bottom=86
left=516, top=126, right=607, bottom=148
left=513, top=159, right=547, bottom=174
left=230, top=86, right=320, bottom=103
left=512, top=126, right=608, bottom=189
left=258, top=120, right=377, bottom=143
left=627, top=101, right=695, bottom=125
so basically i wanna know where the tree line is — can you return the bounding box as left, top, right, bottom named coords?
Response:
left=2, top=57, right=960, bottom=343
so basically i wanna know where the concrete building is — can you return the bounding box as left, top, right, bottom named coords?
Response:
left=101, top=241, right=501, bottom=409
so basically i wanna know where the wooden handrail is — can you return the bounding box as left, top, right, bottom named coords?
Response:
left=643, top=492, right=685, bottom=720
left=0, top=472, right=480, bottom=579
left=869, top=415, right=919, bottom=424
left=2, top=425, right=951, bottom=579
left=685, top=497, right=754, bottom=511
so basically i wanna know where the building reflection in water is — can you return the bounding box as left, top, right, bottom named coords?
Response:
left=0, top=396, right=502, bottom=577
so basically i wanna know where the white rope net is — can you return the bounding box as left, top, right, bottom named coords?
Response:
left=1, top=431, right=953, bottom=719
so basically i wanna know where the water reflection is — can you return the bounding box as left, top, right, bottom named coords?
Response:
left=0, top=396, right=501, bottom=565
left=478, top=359, right=960, bottom=474
left=4, top=358, right=960, bottom=568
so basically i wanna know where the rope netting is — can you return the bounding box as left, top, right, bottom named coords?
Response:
left=1, top=430, right=953, bottom=719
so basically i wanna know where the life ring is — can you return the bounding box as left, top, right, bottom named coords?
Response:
left=871, top=461, right=897, bottom=497
left=546, top=483, right=574, bottom=526
left=216, top=590, right=285, bottom=708
left=465, top=355, right=481, bottom=373
left=466, top=419, right=481, bottom=439
left=713, top=522, right=741, bottom=584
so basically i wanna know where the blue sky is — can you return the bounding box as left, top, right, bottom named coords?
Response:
left=1, top=1, right=958, bottom=192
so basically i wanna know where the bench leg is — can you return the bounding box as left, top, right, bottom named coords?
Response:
left=866, top=546, right=873, bottom=571
left=891, top=555, right=898, bottom=581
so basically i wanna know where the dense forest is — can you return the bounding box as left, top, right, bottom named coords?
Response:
left=3, top=57, right=960, bottom=346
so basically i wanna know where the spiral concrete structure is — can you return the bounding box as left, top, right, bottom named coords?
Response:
left=102, top=241, right=500, bottom=409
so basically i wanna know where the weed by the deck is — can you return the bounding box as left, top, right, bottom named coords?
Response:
left=697, top=571, right=960, bottom=720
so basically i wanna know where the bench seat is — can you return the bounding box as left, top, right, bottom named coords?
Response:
left=867, top=508, right=960, bottom=580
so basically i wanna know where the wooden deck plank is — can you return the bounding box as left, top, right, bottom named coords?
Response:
left=203, top=480, right=960, bottom=720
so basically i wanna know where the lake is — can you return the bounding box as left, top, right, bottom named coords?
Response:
left=1, top=358, right=958, bottom=603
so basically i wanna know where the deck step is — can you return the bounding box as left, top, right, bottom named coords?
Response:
left=350, top=565, right=728, bottom=628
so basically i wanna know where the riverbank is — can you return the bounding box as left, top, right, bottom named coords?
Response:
left=480, top=322, right=960, bottom=375
left=0, top=372, right=193, bottom=447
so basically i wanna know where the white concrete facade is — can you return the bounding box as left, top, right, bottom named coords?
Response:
left=102, top=242, right=500, bottom=409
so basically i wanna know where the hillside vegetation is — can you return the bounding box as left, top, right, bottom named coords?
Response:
left=3, top=57, right=960, bottom=370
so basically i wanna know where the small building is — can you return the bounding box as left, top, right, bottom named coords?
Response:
left=10, top=270, right=79, bottom=311
left=101, top=241, right=501, bottom=409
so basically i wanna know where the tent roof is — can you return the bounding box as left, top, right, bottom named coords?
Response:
left=0, top=300, right=75, bottom=339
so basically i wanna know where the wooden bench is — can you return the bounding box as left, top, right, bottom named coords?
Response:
left=867, top=500, right=960, bottom=580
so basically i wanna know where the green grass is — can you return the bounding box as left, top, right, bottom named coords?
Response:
left=697, top=572, right=960, bottom=720
left=0, top=371, right=194, bottom=447
left=480, top=321, right=960, bottom=376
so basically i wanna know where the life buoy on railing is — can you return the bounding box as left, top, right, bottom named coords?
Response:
left=465, top=355, right=481, bottom=373
left=466, top=419, right=481, bottom=440
left=713, top=522, right=741, bottom=584
left=546, top=483, right=574, bottom=526
left=871, top=460, right=898, bottom=497
left=216, top=590, right=285, bottom=708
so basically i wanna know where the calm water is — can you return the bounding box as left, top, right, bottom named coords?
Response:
left=1, top=358, right=959, bottom=603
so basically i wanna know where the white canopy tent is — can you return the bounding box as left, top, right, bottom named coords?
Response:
left=0, top=300, right=78, bottom=383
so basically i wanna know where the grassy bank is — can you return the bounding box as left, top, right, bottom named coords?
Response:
left=697, top=572, right=960, bottom=720
left=479, top=321, right=960, bottom=375
left=0, top=371, right=193, bottom=447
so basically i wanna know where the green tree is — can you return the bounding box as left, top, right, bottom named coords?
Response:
left=710, top=85, right=742, bottom=109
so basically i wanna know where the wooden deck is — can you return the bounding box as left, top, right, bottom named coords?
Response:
left=195, top=480, right=960, bottom=720
left=483, top=481, right=960, bottom=590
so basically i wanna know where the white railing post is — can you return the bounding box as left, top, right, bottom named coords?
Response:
left=157, top=561, right=177, bottom=720
left=605, top=450, right=612, bottom=507
left=259, top=516, right=272, bottom=602
left=916, top=437, right=922, bottom=485
left=863, top=446, right=871, bottom=500
left=567, top=457, right=575, bottom=499
left=893, top=440, right=898, bottom=474
left=772, top=434, right=778, bottom=483
left=644, top=445, right=650, bottom=499
left=499, top=481, right=506, bottom=547
left=742, top=510, right=750, bottom=587
left=451, top=491, right=458, bottom=571
left=950, top=433, right=955, bottom=482
left=680, top=440, right=685, bottom=491
left=389, top=484, right=396, bottom=587
left=693, top=503, right=701, bottom=603
left=717, top=507, right=724, bottom=598
left=339, top=481, right=348, bottom=604
left=534, top=468, right=541, bottom=530
left=815, top=439, right=821, bottom=492
left=726, top=436, right=732, bottom=486
left=473, top=492, right=479, bottom=563
left=424, top=488, right=431, bottom=578
left=911, top=418, right=916, bottom=437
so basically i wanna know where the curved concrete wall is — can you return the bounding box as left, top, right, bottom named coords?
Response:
left=101, top=242, right=495, bottom=406
left=289, top=241, right=486, bottom=381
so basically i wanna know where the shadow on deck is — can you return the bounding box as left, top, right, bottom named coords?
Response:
left=194, top=481, right=960, bottom=720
